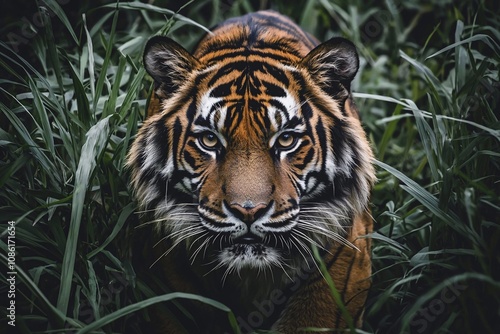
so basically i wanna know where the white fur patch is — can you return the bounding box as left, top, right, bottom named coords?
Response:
left=199, top=90, right=223, bottom=120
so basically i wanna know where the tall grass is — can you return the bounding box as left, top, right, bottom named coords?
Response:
left=1, top=1, right=499, bottom=333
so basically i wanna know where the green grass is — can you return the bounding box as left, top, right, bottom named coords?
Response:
left=1, top=0, right=499, bottom=333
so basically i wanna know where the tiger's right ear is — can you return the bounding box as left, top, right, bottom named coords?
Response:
left=143, top=36, right=199, bottom=97
left=300, top=37, right=359, bottom=94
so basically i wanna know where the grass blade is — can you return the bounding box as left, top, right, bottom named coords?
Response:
left=374, top=159, right=481, bottom=242
left=28, top=77, right=55, bottom=157
left=56, top=115, right=116, bottom=315
left=74, top=292, right=235, bottom=334
left=83, top=14, right=96, bottom=99
left=0, top=97, right=61, bottom=188
left=41, top=0, right=80, bottom=46
left=105, top=2, right=212, bottom=35
left=87, top=203, right=135, bottom=259
left=425, top=34, right=500, bottom=60
left=92, top=5, right=119, bottom=113
left=403, top=98, right=439, bottom=181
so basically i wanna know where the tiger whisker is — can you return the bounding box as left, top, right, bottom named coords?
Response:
left=290, top=236, right=312, bottom=269
left=298, top=226, right=353, bottom=250
left=278, top=234, right=288, bottom=250
left=153, top=224, right=200, bottom=248
left=136, top=217, right=197, bottom=229
left=298, top=211, right=351, bottom=220
left=134, top=202, right=199, bottom=215
left=150, top=227, right=205, bottom=267
left=219, top=233, right=225, bottom=251
left=152, top=228, right=201, bottom=251
left=188, top=231, right=210, bottom=253
left=301, top=213, right=351, bottom=219
left=297, top=215, right=345, bottom=229
left=221, top=264, right=237, bottom=287
left=276, top=260, right=293, bottom=282
left=166, top=226, right=204, bottom=242
left=290, top=233, right=325, bottom=281
left=293, top=236, right=325, bottom=279
left=163, top=212, right=200, bottom=217
left=297, top=218, right=346, bottom=236
left=189, top=234, right=212, bottom=264
left=152, top=233, right=171, bottom=248
left=297, top=219, right=358, bottom=250
left=291, top=228, right=332, bottom=255
left=204, top=259, right=225, bottom=277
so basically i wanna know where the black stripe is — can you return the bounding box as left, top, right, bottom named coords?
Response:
left=207, top=62, right=245, bottom=87
left=172, top=117, right=183, bottom=171
left=268, top=205, right=298, bottom=220
left=265, top=82, right=286, bottom=97
left=292, top=143, right=314, bottom=169
left=301, top=101, right=314, bottom=120
left=183, top=142, right=199, bottom=168
left=206, top=47, right=296, bottom=65
left=249, top=106, right=265, bottom=131
left=210, top=81, right=232, bottom=98
left=185, top=99, right=198, bottom=122
left=151, top=117, right=170, bottom=167
left=315, top=117, right=326, bottom=154
left=261, top=62, right=290, bottom=86
left=268, top=99, right=288, bottom=116
left=211, top=59, right=290, bottom=87
left=225, top=104, right=243, bottom=137
left=289, top=172, right=305, bottom=196
left=330, top=118, right=347, bottom=166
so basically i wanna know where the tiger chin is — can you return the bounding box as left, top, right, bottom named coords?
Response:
left=127, top=10, right=376, bottom=334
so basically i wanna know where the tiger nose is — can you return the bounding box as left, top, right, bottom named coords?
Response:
left=228, top=201, right=270, bottom=224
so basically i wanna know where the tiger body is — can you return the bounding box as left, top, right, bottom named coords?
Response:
left=128, top=10, right=375, bottom=333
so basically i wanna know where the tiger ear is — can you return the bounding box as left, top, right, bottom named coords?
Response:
left=143, top=36, right=199, bottom=96
left=301, top=37, right=359, bottom=92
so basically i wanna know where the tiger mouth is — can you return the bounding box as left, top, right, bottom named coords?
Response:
left=228, top=234, right=279, bottom=255
left=217, top=236, right=285, bottom=270
left=233, top=234, right=262, bottom=245
left=222, top=233, right=274, bottom=249
left=220, top=231, right=289, bottom=251
left=216, top=231, right=294, bottom=265
left=226, top=242, right=268, bottom=257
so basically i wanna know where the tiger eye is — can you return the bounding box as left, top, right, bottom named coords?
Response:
left=200, top=132, right=219, bottom=149
left=277, top=133, right=295, bottom=148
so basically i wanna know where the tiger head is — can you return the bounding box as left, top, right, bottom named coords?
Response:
left=128, top=21, right=375, bottom=278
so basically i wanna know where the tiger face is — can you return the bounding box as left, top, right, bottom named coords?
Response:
left=128, top=12, right=375, bottom=280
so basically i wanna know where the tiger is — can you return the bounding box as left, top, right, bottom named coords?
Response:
left=127, top=10, right=376, bottom=333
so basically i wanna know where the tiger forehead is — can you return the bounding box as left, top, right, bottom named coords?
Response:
left=196, top=84, right=303, bottom=138
left=189, top=11, right=317, bottom=137
left=194, top=53, right=301, bottom=115
left=202, top=55, right=295, bottom=97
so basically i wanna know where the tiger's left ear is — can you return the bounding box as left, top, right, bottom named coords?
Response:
left=143, top=36, right=200, bottom=98
left=300, top=37, right=359, bottom=92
